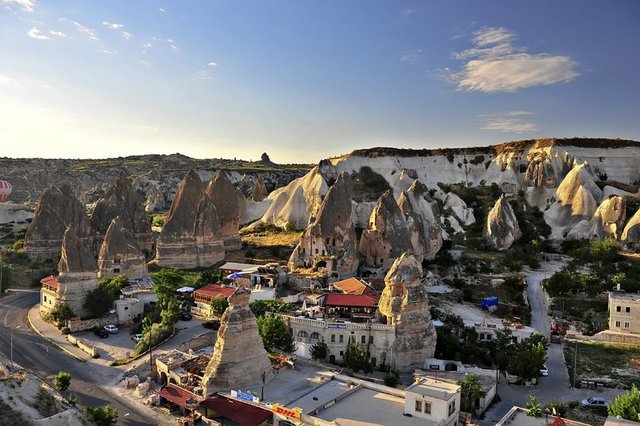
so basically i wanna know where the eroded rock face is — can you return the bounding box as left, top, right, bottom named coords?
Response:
left=568, top=195, right=627, bottom=240
left=288, top=172, right=358, bottom=279
left=156, top=170, right=224, bottom=269
left=622, top=208, right=640, bottom=245
left=251, top=176, right=269, bottom=202
left=377, top=253, right=436, bottom=372
left=25, top=185, right=94, bottom=262
left=359, top=191, right=411, bottom=274
left=57, top=224, right=98, bottom=318
left=483, top=195, right=522, bottom=250
left=90, top=172, right=153, bottom=256
left=398, top=180, right=443, bottom=261
left=201, top=286, right=273, bottom=394
left=205, top=170, right=246, bottom=250
left=97, top=216, right=149, bottom=280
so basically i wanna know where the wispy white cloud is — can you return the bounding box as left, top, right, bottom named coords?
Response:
left=167, top=38, right=178, bottom=50
left=158, top=7, right=165, bottom=13
left=122, top=31, right=132, bottom=40
left=401, top=8, right=416, bottom=16
left=480, top=111, right=538, bottom=133
left=63, top=19, right=99, bottom=41
left=195, top=70, right=213, bottom=80
left=400, top=53, right=418, bottom=64
left=142, top=42, right=152, bottom=48
left=445, top=27, right=579, bottom=93
left=28, top=27, right=49, bottom=40
left=0, top=74, right=19, bottom=86
left=102, top=21, right=123, bottom=30
left=1, top=0, right=35, bottom=12
left=99, top=49, right=117, bottom=55
left=49, top=30, right=67, bottom=38
left=139, top=59, right=151, bottom=67
left=207, top=62, right=217, bottom=67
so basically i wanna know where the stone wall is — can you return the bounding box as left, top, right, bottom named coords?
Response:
left=68, top=313, right=119, bottom=333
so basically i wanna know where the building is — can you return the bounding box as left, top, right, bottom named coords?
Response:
left=497, top=406, right=591, bottom=426
left=331, top=277, right=376, bottom=295
left=40, top=275, right=60, bottom=312
left=198, top=394, right=273, bottom=426
left=322, top=293, right=380, bottom=322
left=609, top=292, right=640, bottom=334
left=405, top=377, right=461, bottom=426
left=114, top=298, right=143, bottom=324
left=191, top=284, right=236, bottom=318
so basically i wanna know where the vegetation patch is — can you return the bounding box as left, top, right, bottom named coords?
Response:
left=351, top=166, right=391, bottom=202
left=563, top=341, right=640, bottom=389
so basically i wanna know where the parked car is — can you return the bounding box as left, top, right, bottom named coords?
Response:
left=104, top=324, right=119, bottom=334
left=180, top=312, right=192, bottom=321
left=131, top=334, right=143, bottom=342
left=581, top=397, right=608, bottom=408
left=540, top=365, right=549, bottom=376
left=93, top=327, right=109, bottom=338
left=203, top=320, right=221, bottom=330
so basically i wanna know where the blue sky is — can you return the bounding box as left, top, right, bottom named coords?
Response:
left=1, top=0, right=639, bottom=163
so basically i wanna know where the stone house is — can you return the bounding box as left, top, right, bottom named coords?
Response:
left=404, top=377, right=461, bottom=426
left=609, top=292, right=640, bottom=334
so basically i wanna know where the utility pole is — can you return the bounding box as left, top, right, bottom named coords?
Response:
left=573, top=341, right=578, bottom=388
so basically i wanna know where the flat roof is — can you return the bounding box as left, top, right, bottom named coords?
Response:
left=200, top=394, right=272, bottom=426
left=406, top=377, right=459, bottom=401
left=497, top=406, right=591, bottom=426
left=287, top=380, right=351, bottom=413
left=314, top=387, right=430, bottom=426
left=220, top=262, right=261, bottom=271
left=323, top=293, right=379, bottom=308
left=609, top=292, right=640, bottom=302
left=194, top=284, right=236, bottom=300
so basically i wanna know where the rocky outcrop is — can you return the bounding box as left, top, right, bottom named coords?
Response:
left=621, top=208, right=640, bottom=245
left=358, top=191, right=411, bottom=274
left=442, top=192, right=476, bottom=227
left=25, top=185, right=94, bottom=261
left=251, top=176, right=269, bottom=202
left=483, top=195, right=522, bottom=250
left=156, top=170, right=224, bottom=269
left=97, top=216, right=149, bottom=280
left=56, top=224, right=98, bottom=318
left=288, top=172, right=358, bottom=279
left=90, top=172, right=153, bottom=256
left=205, top=171, right=246, bottom=250
left=201, top=286, right=273, bottom=394
left=398, top=180, right=443, bottom=261
left=568, top=195, right=626, bottom=240
left=377, top=253, right=437, bottom=372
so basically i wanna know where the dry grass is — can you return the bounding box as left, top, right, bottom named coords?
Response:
left=241, top=231, right=302, bottom=248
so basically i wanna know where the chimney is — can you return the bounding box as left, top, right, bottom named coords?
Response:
left=617, top=283, right=621, bottom=292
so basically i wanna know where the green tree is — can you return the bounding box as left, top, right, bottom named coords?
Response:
left=343, top=340, right=369, bottom=372
left=310, top=338, right=329, bottom=361
left=54, top=371, right=71, bottom=392
left=250, top=299, right=295, bottom=318
left=526, top=395, right=542, bottom=417
left=608, top=384, right=640, bottom=421
left=86, top=405, right=118, bottom=426
left=50, top=303, right=74, bottom=326
left=458, top=374, right=485, bottom=416
left=384, top=371, right=400, bottom=388
left=256, top=314, right=296, bottom=353
left=210, top=296, right=229, bottom=316
left=159, top=297, right=180, bottom=326
left=83, top=287, right=113, bottom=318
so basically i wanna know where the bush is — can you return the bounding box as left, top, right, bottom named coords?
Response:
left=86, top=405, right=118, bottom=426
left=54, top=371, right=71, bottom=392
left=384, top=371, right=400, bottom=388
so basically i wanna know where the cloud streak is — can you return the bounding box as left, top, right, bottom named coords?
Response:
left=1, top=0, right=35, bottom=12
left=66, top=20, right=98, bottom=41
left=480, top=111, right=538, bottom=133
left=102, top=21, right=123, bottom=30
left=28, top=27, right=49, bottom=40
left=446, top=27, right=579, bottom=93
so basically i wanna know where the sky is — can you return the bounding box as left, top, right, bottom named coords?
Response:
left=1, top=0, right=639, bottom=163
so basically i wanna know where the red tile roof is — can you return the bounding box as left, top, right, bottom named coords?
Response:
left=158, top=384, right=200, bottom=408
left=40, top=275, right=59, bottom=289
left=200, top=394, right=272, bottom=426
left=333, top=277, right=368, bottom=295
left=323, top=293, right=379, bottom=308
left=194, top=284, right=236, bottom=300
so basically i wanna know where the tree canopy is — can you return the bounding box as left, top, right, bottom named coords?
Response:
left=256, top=314, right=296, bottom=353
left=608, top=384, right=640, bottom=421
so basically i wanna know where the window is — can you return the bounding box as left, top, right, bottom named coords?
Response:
left=369, top=336, right=374, bottom=344
left=626, top=307, right=631, bottom=313
left=310, top=332, right=320, bottom=340
left=298, top=331, right=308, bottom=338
left=331, top=334, right=335, bottom=343
left=302, top=248, right=305, bottom=254
left=113, top=268, right=120, bottom=273
left=43, top=295, right=47, bottom=302
left=617, top=306, right=621, bottom=312
left=424, top=401, right=432, bottom=414
left=625, top=322, right=630, bottom=329
left=448, top=401, right=456, bottom=416
left=124, top=306, right=128, bottom=310
left=616, top=321, right=621, bottom=327
left=315, top=248, right=318, bottom=255
left=415, top=400, right=422, bottom=413
left=361, top=335, right=366, bottom=344
left=339, top=335, right=344, bottom=343
left=326, top=238, right=330, bottom=245
left=339, top=351, right=344, bottom=356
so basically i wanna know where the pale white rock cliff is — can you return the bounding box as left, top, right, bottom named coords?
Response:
left=483, top=195, right=522, bottom=250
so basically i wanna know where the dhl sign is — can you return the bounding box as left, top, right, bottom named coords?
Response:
left=272, top=404, right=302, bottom=420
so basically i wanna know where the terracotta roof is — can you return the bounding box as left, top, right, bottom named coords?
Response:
left=333, top=277, right=368, bottom=295
left=194, top=284, right=236, bottom=300
left=200, top=394, right=272, bottom=426
left=40, top=275, right=59, bottom=289
left=158, top=384, right=200, bottom=408
left=323, top=293, right=379, bottom=308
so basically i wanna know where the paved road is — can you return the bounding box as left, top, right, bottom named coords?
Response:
left=0, top=290, right=153, bottom=426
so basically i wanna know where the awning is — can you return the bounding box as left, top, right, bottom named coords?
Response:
left=227, top=273, right=243, bottom=279
left=158, top=384, right=199, bottom=409
left=176, top=287, right=195, bottom=293
left=199, top=395, right=272, bottom=426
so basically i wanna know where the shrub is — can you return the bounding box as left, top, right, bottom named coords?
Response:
left=384, top=371, right=400, bottom=388
left=54, top=371, right=71, bottom=392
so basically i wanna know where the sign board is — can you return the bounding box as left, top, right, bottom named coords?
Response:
left=327, top=323, right=347, bottom=329
left=231, top=390, right=259, bottom=403
left=272, top=404, right=302, bottom=420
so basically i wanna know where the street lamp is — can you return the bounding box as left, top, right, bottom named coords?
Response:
left=10, top=325, right=20, bottom=364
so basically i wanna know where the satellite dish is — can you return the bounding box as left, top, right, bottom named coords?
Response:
left=0, top=180, right=11, bottom=202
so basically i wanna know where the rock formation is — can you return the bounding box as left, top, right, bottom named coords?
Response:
left=483, top=195, right=522, bottom=250
left=201, top=286, right=273, bottom=394
left=377, top=253, right=437, bottom=372
left=204, top=170, right=246, bottom=250
left=621, top=208, right=640, bottom=245
left=97, top=216, right=149, bottom=280
left=251, top=176, right=269, bottom=202
left=55, top=224, right=98, bottom=318
left=288, top=172, right=358, bottom=279
left=398, top=180, right=443, bottom=261
left=25, top=185, right=94, bottom=261
left=568, top=195, right=626, bottom=240
left=156, top=170, right=225, bottom=269
left=358, top=191, right=411, bottom=274
left=90, top=171, right=153, bottom=256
